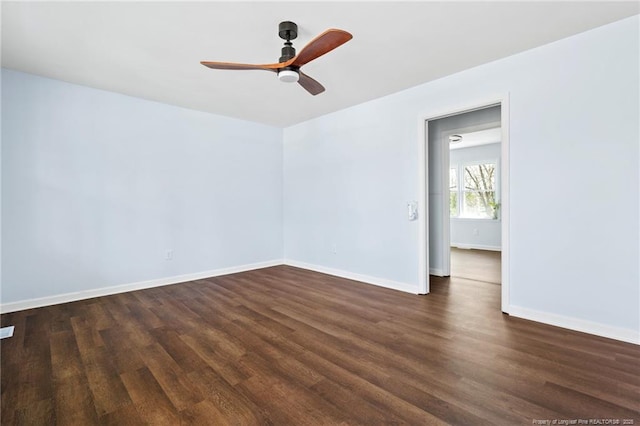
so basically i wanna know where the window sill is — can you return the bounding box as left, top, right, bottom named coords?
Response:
left=451, top=217, right=501, bottom=222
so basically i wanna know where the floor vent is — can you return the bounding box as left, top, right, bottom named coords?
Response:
left=0, top=326, right=15, bottom=339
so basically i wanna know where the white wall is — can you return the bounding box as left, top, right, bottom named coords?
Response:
left=284, top=16, right=639, bottom=340
left=1, top=69, right=283, bottom=306
left=450, top=142, right=501, bottom=251
left=283, top=105, right=420, bottom=291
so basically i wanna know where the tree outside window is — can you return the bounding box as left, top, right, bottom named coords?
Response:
left=450, top=162, right=499, bottom=219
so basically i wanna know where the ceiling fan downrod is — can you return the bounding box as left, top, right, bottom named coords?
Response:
left=278, top=21, right=298, bottom=63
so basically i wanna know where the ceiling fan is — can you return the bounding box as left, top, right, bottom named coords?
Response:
left=201, top=21, right=352, bottom=96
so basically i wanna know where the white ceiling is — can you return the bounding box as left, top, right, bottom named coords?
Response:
left=2, top=1, right=638, bottom=127
left=450, top=128, right=501, bottom=150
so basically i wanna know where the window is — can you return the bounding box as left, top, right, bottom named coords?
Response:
left=449, top=167, right=458, bottom=217
left=450, top=162, right=499, bottom=219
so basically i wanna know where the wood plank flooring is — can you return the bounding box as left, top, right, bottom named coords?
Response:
left=451, top=248, right=501, bottom=284
left=1, top=265, right=639, bottom=425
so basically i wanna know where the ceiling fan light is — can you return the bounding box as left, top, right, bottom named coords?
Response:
left=278, top=69, right=299, bottom=83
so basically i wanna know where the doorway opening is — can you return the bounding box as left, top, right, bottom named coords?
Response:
left=418, top=96, right=510, bottom=313
left=448, top=121, right=502, bottom=285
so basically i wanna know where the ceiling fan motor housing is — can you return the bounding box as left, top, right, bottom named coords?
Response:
left=278, top=21, right=298, bottom=62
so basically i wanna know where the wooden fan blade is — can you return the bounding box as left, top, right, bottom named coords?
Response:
left=200, top=61, right=287, bottom=72
left=291, top=29, right=352, bottom=67
left=298, top=71, right=325, bottom=96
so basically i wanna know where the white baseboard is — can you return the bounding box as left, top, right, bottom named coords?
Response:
left=0, top=259, right=283, bottom=314
left=429, top=268, right=445, bottom=276
left=284, top=259, right=418, bottom=294
left=451, top=243, right=501, bottom=251
left=509, top=305, right=639, bottom=345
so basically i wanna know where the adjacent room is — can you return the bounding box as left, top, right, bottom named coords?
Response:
left=449, top=126, right=502, bottom=284
left=2, top=2, right=639, bottom=424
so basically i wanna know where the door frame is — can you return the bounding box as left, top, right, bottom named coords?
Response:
left=417, top=94, right=510, bottom=314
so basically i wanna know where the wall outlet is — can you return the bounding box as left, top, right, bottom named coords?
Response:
left=332, top=244, right=337, bottom=254
left=165, top=249, right=173, bottom=260
left=473, top=228, right=479, bottom=236
left=407, top=201, right=418, bottom=221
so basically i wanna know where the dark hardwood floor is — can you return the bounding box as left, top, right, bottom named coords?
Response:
left=1, top=265, right=638, bottom=425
